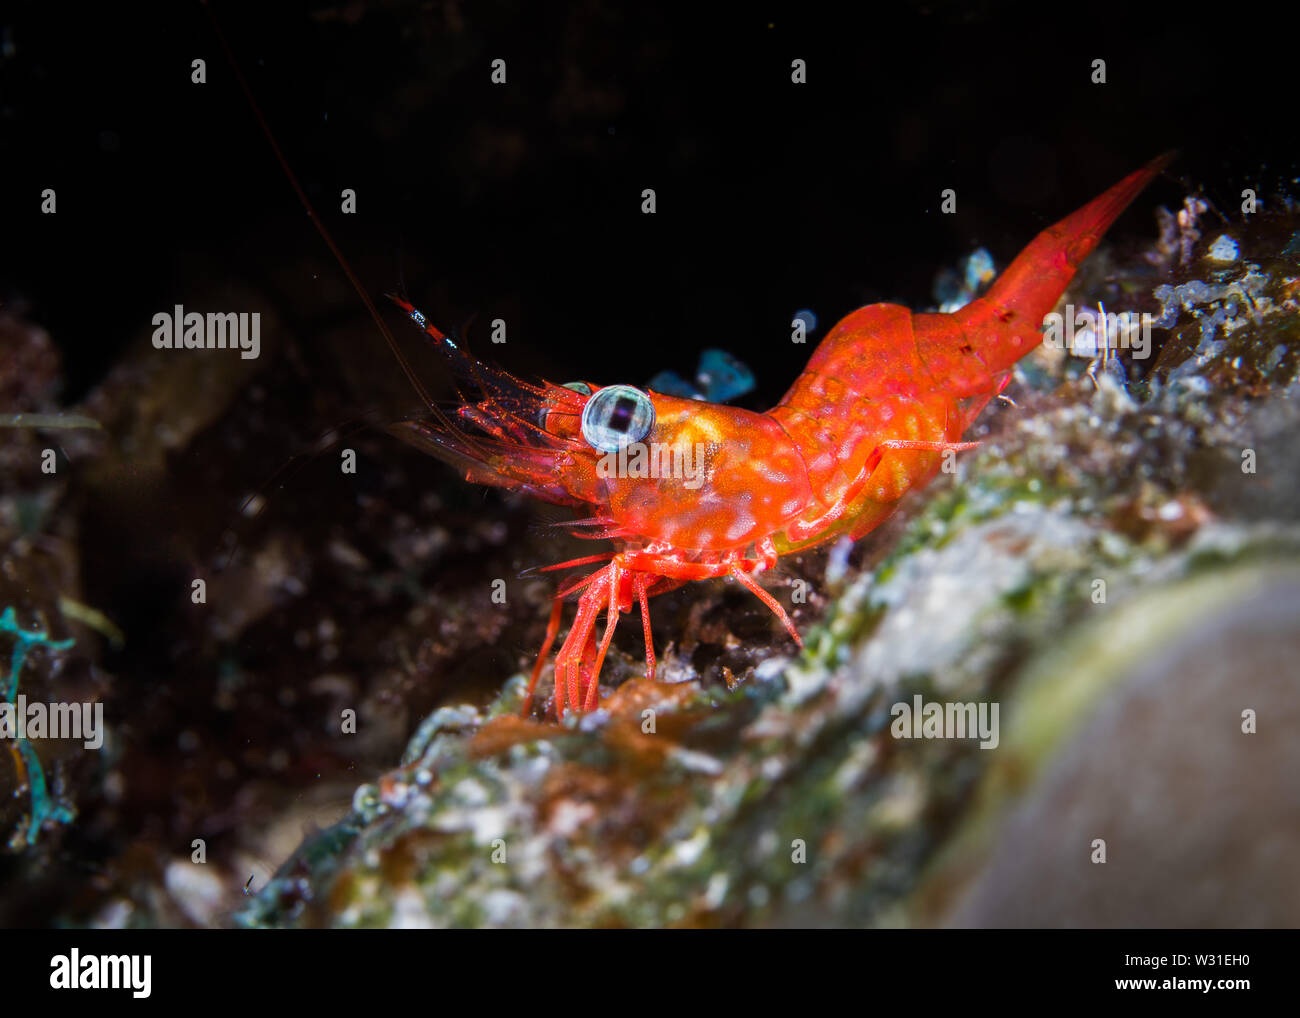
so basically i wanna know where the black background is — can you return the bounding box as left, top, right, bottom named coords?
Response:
left=6, top=928, right=1290, bottom=1004
left=2, top=0, right=1296, bottom=410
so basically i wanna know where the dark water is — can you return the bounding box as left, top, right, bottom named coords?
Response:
left=3, top=0, right=1294, bottom=403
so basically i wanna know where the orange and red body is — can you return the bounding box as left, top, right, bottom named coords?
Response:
left=388, top=155, right=1170, bottom=717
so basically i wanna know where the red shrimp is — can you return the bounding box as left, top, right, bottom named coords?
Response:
left=379, top=155, right=1171, bottom=717
left=208, top=5, right=1168, bottom=718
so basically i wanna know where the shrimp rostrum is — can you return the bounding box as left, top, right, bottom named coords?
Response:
left=388, top=156, right=1170, bottom=718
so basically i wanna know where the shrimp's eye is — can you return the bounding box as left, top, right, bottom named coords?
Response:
left=580, top=384, right=656, bottom=452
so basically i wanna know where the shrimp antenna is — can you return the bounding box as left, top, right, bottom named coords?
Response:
left=217, top=413, right=380, bottom=570
left=201, top=0, right=455, bottom=433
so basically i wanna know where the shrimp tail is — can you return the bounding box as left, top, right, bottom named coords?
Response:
left=927, top=152, right=1173, bottom=384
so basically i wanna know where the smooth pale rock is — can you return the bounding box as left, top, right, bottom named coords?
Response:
left=946, top=571, right=1300, bottom=927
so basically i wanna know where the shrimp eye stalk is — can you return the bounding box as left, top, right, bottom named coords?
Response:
left=538, top=381, right=593, bottom=430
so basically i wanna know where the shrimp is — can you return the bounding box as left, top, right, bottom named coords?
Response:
left=207, top=4, right=1168, bottom=718
left=380, top=156, right=1172, bottom=717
